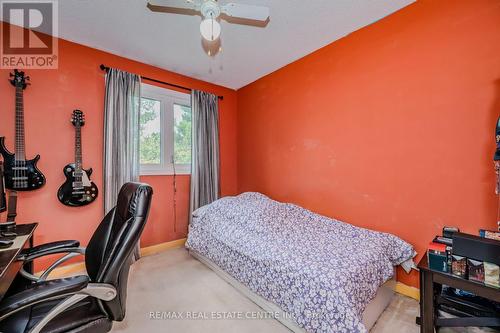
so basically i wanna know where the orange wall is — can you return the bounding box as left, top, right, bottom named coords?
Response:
left=0, top=32, right=238, bottom=269
left=236, top=0, right=500, bottom=287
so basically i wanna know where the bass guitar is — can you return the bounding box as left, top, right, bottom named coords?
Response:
left=0, top=70, right=45, bottom=191
left=57, top=110, right=98, bottom=207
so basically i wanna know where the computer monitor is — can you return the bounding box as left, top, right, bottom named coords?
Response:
left=0, top=162, right=6, bottom=213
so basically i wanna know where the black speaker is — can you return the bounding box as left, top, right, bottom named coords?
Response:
left=452, top=233, right=500, bottom=265
left=0, top=162, right=6, bottom=213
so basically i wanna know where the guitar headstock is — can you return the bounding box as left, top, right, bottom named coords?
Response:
left=71, top=110, right=85, bottom=127
left=9, top=69, right=30, bottom=89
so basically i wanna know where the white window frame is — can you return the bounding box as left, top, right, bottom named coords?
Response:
left=140, top=83, right=191, bottom=176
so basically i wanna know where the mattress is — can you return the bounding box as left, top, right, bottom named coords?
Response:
left=186, top=192, right=415, bottom=333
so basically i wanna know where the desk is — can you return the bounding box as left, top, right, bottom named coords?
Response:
left=0, top=223, right=37, bottom=301
left=418, top=255, right=500, bottom=333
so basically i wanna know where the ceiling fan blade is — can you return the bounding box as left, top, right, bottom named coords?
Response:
left=147, top=0, right=201, bottom=16
left=221, top=3, right=270, bottom=22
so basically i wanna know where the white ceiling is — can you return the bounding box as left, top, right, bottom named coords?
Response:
left=53, top=1, right=414, bottom=89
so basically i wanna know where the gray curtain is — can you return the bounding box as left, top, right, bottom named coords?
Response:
left=103, top=68, right=141, bottom=257
left=190, top=90, right=220, bottom=219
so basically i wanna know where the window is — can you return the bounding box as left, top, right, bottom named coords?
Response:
left=140, top=84, right=191, bottom=175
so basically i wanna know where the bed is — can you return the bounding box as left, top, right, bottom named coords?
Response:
left=186, top=192, right=415, bottom=333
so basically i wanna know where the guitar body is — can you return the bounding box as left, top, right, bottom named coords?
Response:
left=57, top=163, right=98, bottom=207
left=0, top=137, right=45, bottom=191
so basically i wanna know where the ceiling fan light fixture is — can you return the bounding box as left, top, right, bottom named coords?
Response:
left=200, top=17, right=221, bottom=42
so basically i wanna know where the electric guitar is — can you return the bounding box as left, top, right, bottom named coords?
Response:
left=57, top=110, right=98, bottom=207
left=0, top=70, right=46, bottom=191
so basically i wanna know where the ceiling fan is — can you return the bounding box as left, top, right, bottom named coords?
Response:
left=147, top=0, right=270, bottom=42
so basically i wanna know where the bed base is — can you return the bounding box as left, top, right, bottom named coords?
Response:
left=189, top=250, right=395, bottom=332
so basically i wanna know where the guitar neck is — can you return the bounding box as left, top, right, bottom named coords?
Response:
left=75, top=123, right=83, bottom=173
left=15, top=85, right=26, bottom=161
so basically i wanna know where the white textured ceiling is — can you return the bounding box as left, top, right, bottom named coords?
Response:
left=48, top=1, right=414, bottom=89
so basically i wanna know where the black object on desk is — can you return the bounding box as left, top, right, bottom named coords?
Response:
left=452, top=232, right=500, bottom=265
left=0, top=188, right=18, bottom=248
left=417, top=255, right=500, bottom=333
left=3, top=190, right=17, bottom=228
left=0, top=162, right=6, bottom=213
left=0, top=160, right=17, bottom=230
left=0, top=240, right=13, bottom=249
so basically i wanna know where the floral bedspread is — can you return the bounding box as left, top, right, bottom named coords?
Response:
left=186, top=192, right=415, bottom=333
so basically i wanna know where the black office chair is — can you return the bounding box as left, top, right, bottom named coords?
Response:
left=0, top=182, right=153, bottom=333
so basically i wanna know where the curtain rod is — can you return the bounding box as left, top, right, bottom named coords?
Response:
left=99, top=64, right=223, bottom=100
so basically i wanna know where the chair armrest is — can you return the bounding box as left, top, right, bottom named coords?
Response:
left=0, top=275, right=89, bottom=320
left=17, top=243, right=86, bottom=283
left=20, top=240, right=80, bottom=258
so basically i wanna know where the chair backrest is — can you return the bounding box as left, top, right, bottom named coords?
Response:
left=85, top=182, right=153, bottom=321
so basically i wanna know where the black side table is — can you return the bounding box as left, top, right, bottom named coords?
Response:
left=418, top=255, right=500, bottom=332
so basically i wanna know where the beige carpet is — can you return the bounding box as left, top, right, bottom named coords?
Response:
left=110, top=247, right=494, bottom=333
